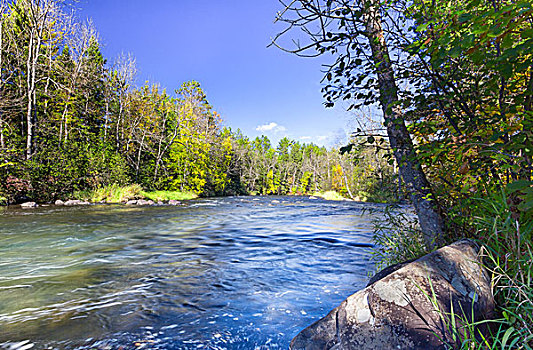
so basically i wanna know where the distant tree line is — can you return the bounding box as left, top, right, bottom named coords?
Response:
left=0, top=0, right=397, bottom=203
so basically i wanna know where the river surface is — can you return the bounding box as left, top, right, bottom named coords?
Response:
left=0, top=196, right=385, bottom=349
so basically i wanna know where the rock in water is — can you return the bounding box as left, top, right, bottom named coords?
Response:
left=64, top=199, right=90, bottom=206
left=137, top=199, right=154, bottom=206
left=55, top=199, right=65, bottom=206
left=290, top=240, right=495, bottom=350
left=20, top=202, right=38, bottom=209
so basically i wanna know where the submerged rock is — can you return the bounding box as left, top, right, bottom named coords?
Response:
left=20, top=202, right=38, bottom=209
left=290, top=240, right=495, bottom=350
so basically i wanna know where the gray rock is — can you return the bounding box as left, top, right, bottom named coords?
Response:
left=136, top=199, right=154, bottom=206
left=168, top=200, right=181, bottom=206
left=290, top=240, right=495, bottom=350
left=55, top=199, right=65, bottom=206
left=20, top=202, right=37, bottom=209
left=309, top=196, right=317, bottom=200
left=125, top=200, right=138, bottom=206
left=64, top=200, right=91, bottom=206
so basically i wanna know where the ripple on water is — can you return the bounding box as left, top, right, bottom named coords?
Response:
left=0, top=196, right=391, bottom=349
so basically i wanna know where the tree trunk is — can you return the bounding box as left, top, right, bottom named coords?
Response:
left=362, top=0, right=445, bottom=248
left=25, top=30, right=35, bottom=160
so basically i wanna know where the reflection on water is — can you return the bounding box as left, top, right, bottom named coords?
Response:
left=0, top=196, right=383, bottom=349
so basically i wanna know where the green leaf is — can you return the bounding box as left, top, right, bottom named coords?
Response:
left=500, top=327, right=515, bottom=349
left=522, top=28, right=533, bottom=39
left=340, top=144, right=354, bottom=155
left=0, top=162, right=15, bottom=168
left=507, top=180, right=533, bottom=193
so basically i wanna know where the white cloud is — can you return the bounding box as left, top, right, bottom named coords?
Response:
left=299, top=136, right=312, bottom=140
left=255, top=122, right=287, bottom=133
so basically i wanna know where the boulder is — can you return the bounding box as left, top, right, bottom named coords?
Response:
left=55, top=199, right=65, bottom=206
left=290, top=240, right=495, bottom=350
left=20, top=202, right=38, bottom=209
left=64, top=200, right=91, bottom=206
left=168, top=200, right=181, bottom=206
left=136, top=199, right=154, bottom=206
left=125, top=200, right=138, bottom=206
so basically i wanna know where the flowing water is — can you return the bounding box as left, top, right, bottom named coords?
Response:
left=0, top=196, right=385, bottom=349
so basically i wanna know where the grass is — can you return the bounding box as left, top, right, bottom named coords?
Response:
left=72, top=184, right=197, bottom=203
left=470, top=190, right=533, bottom=349
left=140, top=190, right=197, bottom=201
left=370, top=204, right=429, bottom=271
left=74, top=184, right=143, bottom=203
left=312, top=190, right=349, bottom=201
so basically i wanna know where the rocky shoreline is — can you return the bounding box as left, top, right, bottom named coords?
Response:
left=18, top=198, right=184, bottom=209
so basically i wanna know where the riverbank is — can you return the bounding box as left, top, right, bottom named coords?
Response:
left=4, top=184, right=198, bottom=208
left=2, top=185, right=365, bottom=208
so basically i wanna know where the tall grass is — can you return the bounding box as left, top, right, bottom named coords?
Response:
left=74, top=184, right=143, bottom=203
left=370, top=205, right=429, bottom=270
left=72, top=184, right=197, bottom=203
left=470, top=190, right=533, bottom=349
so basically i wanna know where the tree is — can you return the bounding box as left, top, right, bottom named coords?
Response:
left=273, top=0, right=446, bottom=247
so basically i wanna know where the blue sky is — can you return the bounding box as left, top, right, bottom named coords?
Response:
left=78, top=0, right=352, bottom=147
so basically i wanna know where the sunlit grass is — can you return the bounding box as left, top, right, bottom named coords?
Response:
left=140, top=190, right=197, bottom=201
left=312, top=191, right=349, bottom=201
left=73, top=184, right=197, bottom=203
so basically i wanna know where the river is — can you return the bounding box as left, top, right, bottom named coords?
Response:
left=0, top=196, right=384, bottom=349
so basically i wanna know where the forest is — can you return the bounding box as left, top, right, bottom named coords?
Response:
left=0, top=0, right=397, bottom=205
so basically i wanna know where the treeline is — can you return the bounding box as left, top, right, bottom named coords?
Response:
left=0, top=0, right=396, bottom=203
left=230, top=133, right=396, bottom=201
